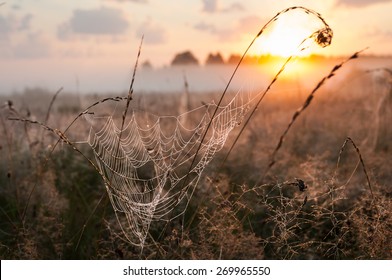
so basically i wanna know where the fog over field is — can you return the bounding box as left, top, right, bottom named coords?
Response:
left=1, top=56, right=391, bottom=95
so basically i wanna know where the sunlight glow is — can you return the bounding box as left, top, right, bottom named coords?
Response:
left=266, top=58, right=314, bottom=78
left=251, top=11, right=324, bottom=58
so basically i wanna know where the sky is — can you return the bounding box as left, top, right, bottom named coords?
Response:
left=1, top=0, right=392, bottom=93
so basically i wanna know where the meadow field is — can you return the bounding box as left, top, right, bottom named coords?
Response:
left=0, top=55, right=391, bottom=259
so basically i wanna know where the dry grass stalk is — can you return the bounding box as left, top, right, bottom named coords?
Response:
left=0, top=101, right=15, bottom=161
left=42, top=40, right=144, bottom=156
left=7, top=95, right=127, bottom=225
left=43, top=87, right=63, bottom=126
left=6, top=38, right=142, bottom=245
left=262, top=49, right=366, bottom=179
left=179, top=72, right=191, bottom=115
left=8, top=117, right=107, bottom=221
left=220, top=12, right=333, bottom=168
left=185, top=6, right=333, bottom=187
left=335, top=137, right=373, bottom=199
left=40, top=87, right=63, bottom=145
left=119, top=35, right=143, bottom=137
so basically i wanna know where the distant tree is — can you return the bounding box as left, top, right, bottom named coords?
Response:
left=205, top=52, right=225, bottom=65
left=227, top=54, right=261, bottom=65
left=171, top=51, right=199, bottom=66
left=227, top=54, right=241, bottom=64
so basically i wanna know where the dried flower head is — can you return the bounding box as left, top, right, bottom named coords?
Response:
left=314, top=27, right=333, bottom=48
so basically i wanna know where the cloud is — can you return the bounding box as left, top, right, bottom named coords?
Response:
left=201, top=0, right=244, bottom=13
left=365, top=26, right=392, bottom=38
left=237, top=15, right=263, bottom=32
left=0, top=15, right=11, bottom=41
left=336, top=0, right=391, bottom=7
left=11, top=4, right=21, bottom=10
left=0, top=30, right=51, bottom=59
left=193, top=22, right=216, bottom=33
left=215, top=15, right=263, bottom=41
left=70, top=7, right=128, bottom=34
left=0, top=13, right=33, bottom=41
left=202, top=0, right=218, bottom=13
left=0, top=12, right=50, bottom=58
left=18, top=13, right=33, bottom=31
left=136, top=19, right=167, bottom=44
left=222, top=2, right=245, bottom=12
left=57, top=6, right=129, bottom=39
left=194, top=15, right=263, bottom=41
left=13, top=32, right=51, bottom=58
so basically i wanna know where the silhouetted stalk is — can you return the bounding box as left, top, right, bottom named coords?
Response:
left=119, top=35, right=143, bottom=138
left=41, top=87, right=63, bottom=145
left=335, top=137, right=373, bottom=199
left=183, top=6, right=333, bottom=189
left=8, top=118, right=107, bottom=221
left=220, top=55, right=294, bottom=167
left=43, top=87, right=63, bottom=125
left=261, top=49, right=366, bottom=181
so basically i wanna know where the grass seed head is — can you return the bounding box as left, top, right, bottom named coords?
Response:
left=314, top=27, right=333, bottom=47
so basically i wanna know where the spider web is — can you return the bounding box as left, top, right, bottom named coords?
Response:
left=80, top=7, right=334, bottom=247
left=86, top=90, right=254, bottom=247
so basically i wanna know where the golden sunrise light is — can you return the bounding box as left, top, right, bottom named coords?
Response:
left=256, top=24, right=313, bottom=58
left=250, top=8, right=331, bottom=58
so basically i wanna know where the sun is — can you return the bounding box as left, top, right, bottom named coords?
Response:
left=250, top=10, right=324, bottom=58
left=261, top=23, right=312, bottom=57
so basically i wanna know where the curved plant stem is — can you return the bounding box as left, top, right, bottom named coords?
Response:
left=182, top=6, right=332, bottom=183
left=261, top=49, right=366, bottom=181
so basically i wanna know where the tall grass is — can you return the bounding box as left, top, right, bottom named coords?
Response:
left=262, top=50, right=365, bottom=179
left=1, top=7, right=391, bottom=259
left=2, top=78, right=392, bottom=259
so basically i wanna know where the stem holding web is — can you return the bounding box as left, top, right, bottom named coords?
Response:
left=184, top=6, right=333, bottom=187
left=112, top=35, right=143, bottom=182
left=120, top=35, right=143, bottom=137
